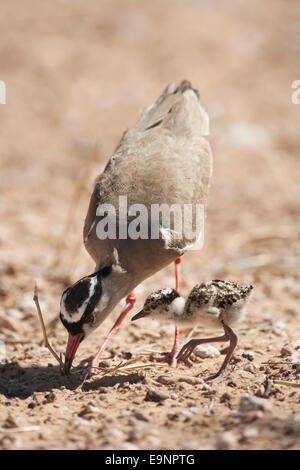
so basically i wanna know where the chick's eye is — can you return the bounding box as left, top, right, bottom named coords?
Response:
left=85, top=314, right=95, bottom=324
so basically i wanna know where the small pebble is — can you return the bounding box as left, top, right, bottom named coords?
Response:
left=36, top=347, right=51, bottom=357
left=132, top=410, right=149, bottom=422
left=292, top=340, right=300, bottom=350
left=129, top=420, right=146, bottom=441
left=201, top=383, right=211, bottom=391
left=145, top=389, right=169, bottom=402
left=242, top=426, right=259, bottom=439
left=107, top=428, right=125, bottom=440
left=0, top=317, right=18, bottom=332
left=167, top=412, right=179, bottom=421
left=119, top=442, right=139, bottom=450
left=238, top=395, right=273, bottom=413
left=243, top=364, right=257, bottom=374
left=242, top=352, right=254, bottom=361
left=255, top=385, right=266, bottom=398
left=78, top=404, right=100, bottom=419
left=43, top=391, right=56, bottom=404
left=178, top=376, right=203, bottom=385
left=216, top=431, right=237, bottom=450
left=27, top=401, right=37, bottom=409
left=71, top=417, right=96, bottom=427
left=147, top=435, right=160, bottom=447
left=220, top=392, right=231, bottom=403
left=156, top=375, right=176, bottom=385
left=0, top=435, right=22, bottom=450
left=281, top=346, right=293, bottom=357
left=180, top=409, right=193, bottom=419
left=189, top=407, right=198, bottom=414
left=3, top=413, right=19, bottom=429
left=98, top=360, right=111, bottom=368
left=183, top=439, right=198, bottom=449
left=194, top=345, right=220, bottom=359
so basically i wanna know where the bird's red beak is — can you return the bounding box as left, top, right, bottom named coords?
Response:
left=64, top=332, right=85, bottom=375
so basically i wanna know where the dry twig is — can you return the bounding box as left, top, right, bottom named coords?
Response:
left=273, top=380, right=300, bottom=388
left=33, top=281, right=64, bottom=370
left=0, top=426, right=40, bottom=433
left=82, top=358, right=165, bottom=383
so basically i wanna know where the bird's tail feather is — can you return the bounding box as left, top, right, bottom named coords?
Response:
left=135, top=80, right=210, bottom=136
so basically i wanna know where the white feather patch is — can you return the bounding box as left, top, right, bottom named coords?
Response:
left=60, top=276, right=98, bottom=323
left=170, top=296, right=185, bottom=316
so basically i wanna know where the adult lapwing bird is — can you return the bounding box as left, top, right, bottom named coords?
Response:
left=60, top=80, right=213, bottom=375
left=132, top=280, right=254, bottom=380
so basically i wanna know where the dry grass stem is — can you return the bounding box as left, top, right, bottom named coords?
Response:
left=273, top=380, right=300, bottom=388
left=87, top=359, right=166, bottom=380
left=33, top=281, right=64, bottom=370
left=0, top=426, right=40, bottom=433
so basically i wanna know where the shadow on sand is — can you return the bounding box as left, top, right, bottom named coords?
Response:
left=0, top=360, right=145, bottom=399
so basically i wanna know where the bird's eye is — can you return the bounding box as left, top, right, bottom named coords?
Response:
left=84, top=313, right=95, bottom=325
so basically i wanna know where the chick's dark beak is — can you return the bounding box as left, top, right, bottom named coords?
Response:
left=131, top=310, right=148, bottom=321
left=64, top=332, right=85, bottom=374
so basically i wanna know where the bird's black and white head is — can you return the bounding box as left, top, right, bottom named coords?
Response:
left=60, top=265, right=112, bottom=374
left=131, top=288, right=185, bottom=323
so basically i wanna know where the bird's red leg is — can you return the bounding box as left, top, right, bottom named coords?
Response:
left=154, top=257, right=191, bottom=367
left=175, top=256, right=181, bottom=292
left=86, top=291, right=136, bottom=376
left=170, top=257, right=181, bottom=366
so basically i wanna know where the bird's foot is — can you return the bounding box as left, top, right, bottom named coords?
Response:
left=205, top=370, right=224, bottom=382
left=180, top=356, right=193, bottom=367
left=88, top=365, right=101, bottom=376
left=154, top=352, right=177, bottom=367
left=154, top=352, right=193, bottom=368
left=80, top=362, right=102, bottom=380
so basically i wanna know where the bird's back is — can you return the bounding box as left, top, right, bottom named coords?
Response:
left=84, top=81, right=213, bottom=283
left=184, top=280, right=253, bottom=327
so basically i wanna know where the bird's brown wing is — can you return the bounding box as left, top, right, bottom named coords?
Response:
left=83, top=81, right=213, bottom=270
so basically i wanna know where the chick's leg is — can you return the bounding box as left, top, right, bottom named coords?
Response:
left=177, top=323, right=238, bottom=380
left=206, top=324, right=238, bottom=381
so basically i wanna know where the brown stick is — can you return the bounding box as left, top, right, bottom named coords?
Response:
left=273, top=380, right=300, bottom=388
left=262, top=362, right=298, bottom=365
left=33, top=281, right=64, bottom=370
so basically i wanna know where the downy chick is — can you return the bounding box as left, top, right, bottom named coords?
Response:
left=132, top=280, right=254, bottom=380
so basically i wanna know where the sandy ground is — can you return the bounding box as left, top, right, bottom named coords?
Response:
left=1, top=0, right=300, bottom=450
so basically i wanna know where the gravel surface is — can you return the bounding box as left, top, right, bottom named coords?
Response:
left=1, top=0, right=300, bottom=450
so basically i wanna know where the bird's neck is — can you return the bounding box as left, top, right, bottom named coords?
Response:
left=97, top=269, right=138, bottom=319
